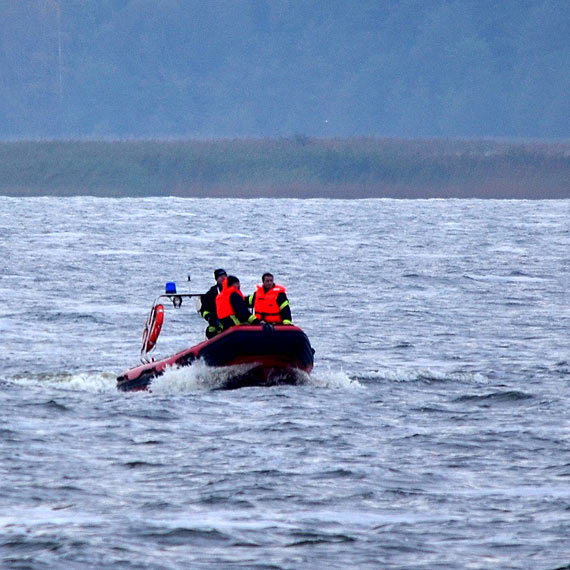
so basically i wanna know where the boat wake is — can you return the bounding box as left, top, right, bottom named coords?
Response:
left=150, top=361, right=286, bottom=393
left=137, top=363, right=361, bottom=393
left=309, top=369, right=363, bottom=389
left=2, top=365, right=360, bottom=394
left=1, top=371, right=118, bottom=393
left=4, top=366, right=492, bottom=393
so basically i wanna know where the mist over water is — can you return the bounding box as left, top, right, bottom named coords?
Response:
left=1, top=197, right=569, bottom=569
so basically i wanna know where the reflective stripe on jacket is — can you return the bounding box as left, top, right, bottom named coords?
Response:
left=253, top=283, right=288, bottom=323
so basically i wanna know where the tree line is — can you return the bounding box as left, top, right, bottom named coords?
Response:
left=0, top=0, right=569, bottom=139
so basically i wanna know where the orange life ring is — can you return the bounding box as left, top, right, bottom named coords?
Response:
left=142, top=304, right=164, bottom=353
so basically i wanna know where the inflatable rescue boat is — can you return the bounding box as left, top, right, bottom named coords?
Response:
left=117, top=286, right=314, bottom=392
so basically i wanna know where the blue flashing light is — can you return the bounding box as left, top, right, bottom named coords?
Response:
left=165, top=282, right=177, bottom=294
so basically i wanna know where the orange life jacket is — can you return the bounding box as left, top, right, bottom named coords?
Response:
left=216, top=282, right=245, bottom=321
left=254, top=283, right=287, bottom=323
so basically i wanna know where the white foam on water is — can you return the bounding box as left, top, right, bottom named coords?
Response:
left=150, top=363, right=342, bottom=393
left=308, top=368, right=363, bottom=389
left=464, top=273, right=549, bottom=283
left=3, top=371, right=118, bottom=393
left=149, top=361, right=261, bottom=393
left=65, top=371, right=119, bottom=392
left=0, top=504, right=105, bottom=530
left=365, top=367, right=491, bottom=384
left=2, top=365, right=361, bottom=395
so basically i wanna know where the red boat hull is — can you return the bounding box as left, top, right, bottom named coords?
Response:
left=116, top=324, right=314, bottom=391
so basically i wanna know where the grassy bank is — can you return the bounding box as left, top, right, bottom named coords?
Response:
left=0, top=138, right=568, bottom=198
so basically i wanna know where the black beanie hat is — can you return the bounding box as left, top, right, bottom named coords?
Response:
left=214, top=268, right=227, bottom=279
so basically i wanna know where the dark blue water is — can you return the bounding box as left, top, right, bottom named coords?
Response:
left=1, top=197, right=569, bottom=569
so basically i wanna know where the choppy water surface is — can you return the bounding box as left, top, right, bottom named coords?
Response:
left=1, top=197, right=569, bottom=569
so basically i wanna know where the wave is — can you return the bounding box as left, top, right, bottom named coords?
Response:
left=453, top=390, right=534, bottom=404
left=464, top=272, right=550, bottom=283
left=2, top=371, right=118, bottom=393
left=355, top=368, right=491, bottom=384
left=2, top=364, right=362, bottom=394
left=307, top=369, right=363, bottom=389
left=147, top=364, right=363, bottom=392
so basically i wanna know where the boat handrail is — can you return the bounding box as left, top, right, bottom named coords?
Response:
left=140, top=293, right=203, bottom=363
left=151, top=292, right=202, bottom=306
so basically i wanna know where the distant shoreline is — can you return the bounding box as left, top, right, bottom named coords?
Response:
left=1, top=138, right=568, bottom=199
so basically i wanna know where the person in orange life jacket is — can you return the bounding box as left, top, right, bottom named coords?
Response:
left=215, top=275, right=260, bottom=330
left=248, top=272, right=292, bottom=324
left=199, top=268, right=226, bottom=338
